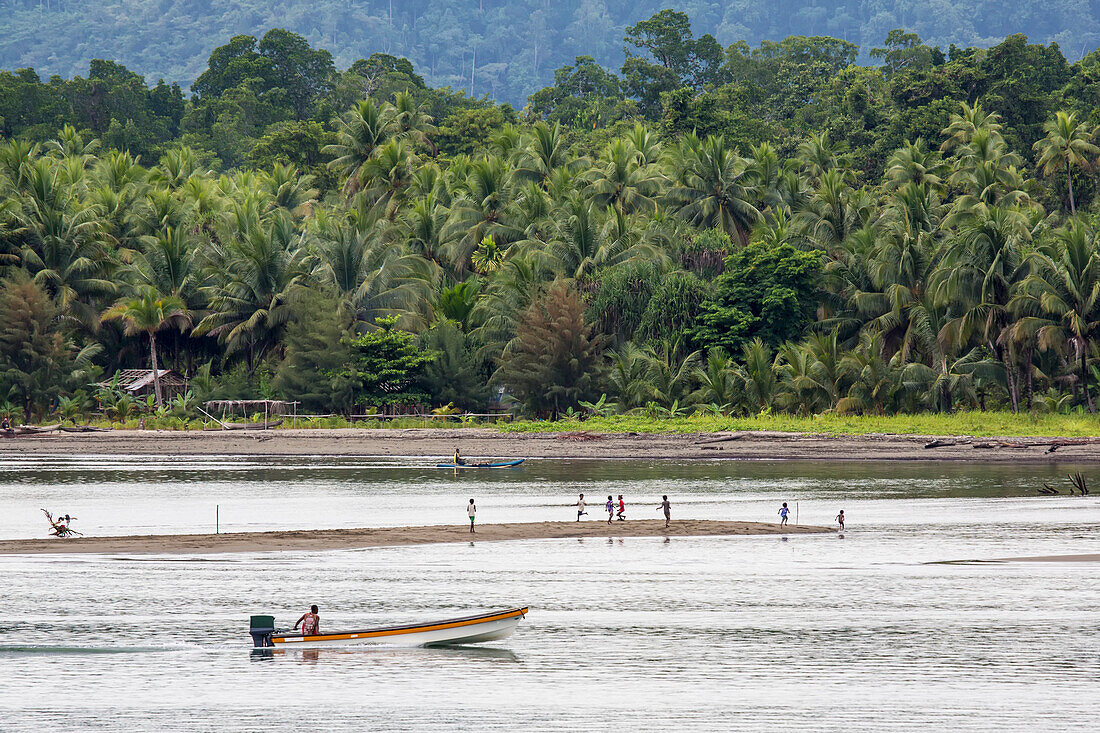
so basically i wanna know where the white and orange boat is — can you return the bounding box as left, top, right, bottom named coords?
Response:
left=249, top=607, right=528, bottom=648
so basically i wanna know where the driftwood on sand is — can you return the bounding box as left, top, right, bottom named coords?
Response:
left=1, top=424, right=61, bottom=437
left=41, top=509, right=82, bottom=537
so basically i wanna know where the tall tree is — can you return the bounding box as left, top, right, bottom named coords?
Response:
left=101, top=288, right=191, bottom=405
left=1032, top=111, right=1099, bottom=215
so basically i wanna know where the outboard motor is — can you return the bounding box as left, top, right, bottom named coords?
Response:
left=250, top=615, right=276, bottom=647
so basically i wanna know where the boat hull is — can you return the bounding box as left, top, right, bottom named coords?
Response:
left=267, top=607, right=527, bottom=648
left=436, top=459, right=525, bottom=469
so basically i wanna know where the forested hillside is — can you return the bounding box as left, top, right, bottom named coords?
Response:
left=1, top=0, right=1098, bottom=104
left=3, top=13, right=1100, bottom=426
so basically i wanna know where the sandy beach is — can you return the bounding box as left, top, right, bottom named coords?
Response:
left=3, top=427, right=1100, bottom=461
left=990, top=553, right=1100, bottom=563
left=0, top=519, right=831, bottom=555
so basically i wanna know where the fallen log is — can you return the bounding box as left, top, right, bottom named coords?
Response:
left=924, top=439, right=957, bottom=449
left=694, top=433, right=744, bottom=446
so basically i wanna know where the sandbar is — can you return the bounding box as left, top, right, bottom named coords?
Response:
left=989, top=553, right=1100, bottom=563
left=0, top=519, right=831, bottom=555
left=3, top=427, right=1100, bottom=461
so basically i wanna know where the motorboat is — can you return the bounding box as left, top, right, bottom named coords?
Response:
left=250, top=607, right=528, bottom=648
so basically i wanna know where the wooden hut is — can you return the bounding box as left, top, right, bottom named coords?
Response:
left=97, top=370, right=190, bottom=400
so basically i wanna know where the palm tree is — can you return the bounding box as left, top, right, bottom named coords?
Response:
left=514, top=121, right=578, bottom=186
left=1032, top=111, right=1099, bottom=215
left=399, top=192, right=450, bottom=272
left=737, top=338, right=777, bottom=413
left=536, top=195, right=664, bottom=282
left=391, top=91, right=438, bottom=155
left=1009, top=223, right=1100, bottom=412
left=324, top=99, right=396, bottom=195
left=792, top=169, right=872, bottom=252
left=309, top=209, right=433, bottom=331
left=932, top=205, right=1031, bottom=411
left=940, top=102, right=1003, bottom=154
left=195, top=211, right=310, bottom=372
left=665, top=134, right=760, bottom=246
left=584, top=138, right=661, bottom=214
left=262, top=163, right=319, bottom=217
left=692, top=348, right=740, bottom=410
left=883, top=139, right=946, bottom=191
left=357, top=139, right=417, bottom=220
left=796, top=131, right=849, bottom=181
left=101, top=289, right=191, bottom=405
left=15, top=157, right=116, bottom=329
left=443, top=156, right=523, bottom=272
left=606, top=342, right=656, bottom=411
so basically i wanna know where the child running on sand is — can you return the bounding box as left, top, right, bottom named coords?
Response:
left=617, top=495, right=626, bottom=521
left=606, top=496, right=615, bottom=524
left=836, top=509, right=844, bottom=530
left=575, top=493, right=587, bottom=521
left=779, top=503, right=790, bottom=526
left=656, top=495, right=671, bottom=527
left=467, top=498, right=477, bottom=533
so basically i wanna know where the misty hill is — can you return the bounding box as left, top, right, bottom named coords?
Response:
left=1, top=0, right=1098, bottom=104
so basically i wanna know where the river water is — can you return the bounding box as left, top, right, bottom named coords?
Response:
left=0, top=456, right=1097, bottom=731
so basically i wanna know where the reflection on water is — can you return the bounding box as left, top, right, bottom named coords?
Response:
left=0, top=455, right=1098, bottom=731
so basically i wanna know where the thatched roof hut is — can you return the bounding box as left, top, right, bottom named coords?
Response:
left=97, top=370, right=190, bottom=400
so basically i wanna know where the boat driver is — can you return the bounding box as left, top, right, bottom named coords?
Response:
left=295, top=605, right=320, bottom=636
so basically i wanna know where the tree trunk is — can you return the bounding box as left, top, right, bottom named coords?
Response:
left=1081, top=350, right=1094, bottom=414
left=1067, top=160, right=1076, bottom=215
left=996, top=344, right=1019, bottom=414
left=1024, top=346, right=1034, bottom=411
left=150, top=330, right=163, bottom=407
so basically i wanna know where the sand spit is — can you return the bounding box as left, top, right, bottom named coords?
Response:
left=0, top=519, right=832, bottom=555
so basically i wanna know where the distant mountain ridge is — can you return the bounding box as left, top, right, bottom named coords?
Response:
left=1, top=0, right=1097, bottom=104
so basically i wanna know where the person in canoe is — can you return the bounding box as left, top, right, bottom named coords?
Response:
left=453, top=448, right=466, bottom=466
left=295, top=605, right=320, bottom=636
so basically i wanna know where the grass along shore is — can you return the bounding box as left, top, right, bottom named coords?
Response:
left=501, top=412, right=1100, bottom=437
left=10, top=410, right=1100, bottom=438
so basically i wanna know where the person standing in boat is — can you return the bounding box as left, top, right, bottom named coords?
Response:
left=295, top=605, right=320, bottom=636
left=657, top=496, right=671, bottom=527
left=468, top=498, right=477, bottom=533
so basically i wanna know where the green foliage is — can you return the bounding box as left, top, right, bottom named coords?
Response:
left=339, top=316, right=435, bottom=408
left=0, top=277, right=78, bottom=421
left=272, top=289, right=357, bottom=412
left=694, top=243, right=823, bottom=354
left=6, top=15, right=1100, bottom=427
left=418, top=321, right=491, bottom=411
left=494, top=280, right=607, bottom=416
left=435, top=105, right=517, bottom=157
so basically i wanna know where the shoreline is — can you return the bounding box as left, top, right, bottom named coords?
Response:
left=0, top=519, right=831, bottom=555
left=3, top=427, right=1100, bottom=461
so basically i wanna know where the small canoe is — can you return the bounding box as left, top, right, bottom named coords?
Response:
left=250, top=607, right=528, bottom=648
left=436, top=458, right=525, bottom=469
